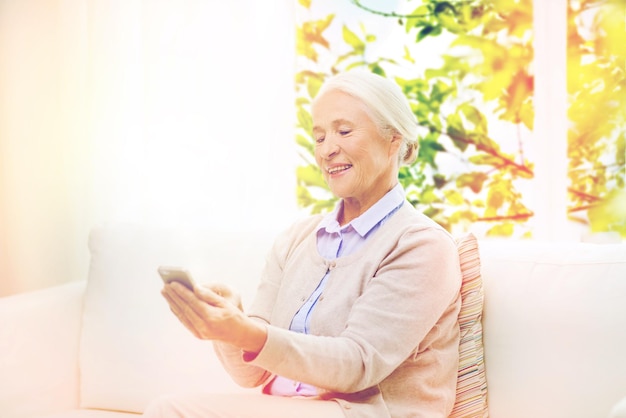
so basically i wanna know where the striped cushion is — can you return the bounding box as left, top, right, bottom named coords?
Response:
left=449, top=233, right=489, bottom=417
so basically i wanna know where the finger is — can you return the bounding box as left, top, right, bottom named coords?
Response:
left=198, top=283, right=243, bottom=310
left=162, top=285, right=205, bottom=338
left=195, top=285, right=227, bottom=307
left=164, top=283, right=236, bottom=342
left=165, top=281, right=196, bottom=302
left=165, top=283, right=217, bottom=318
left=172, top=283, right=227, bottom=317
left=161, top=285, right=187, bottom=314
left=204, top=283, right=232, bottom=297
left=162, top=285, right=195, bottom=318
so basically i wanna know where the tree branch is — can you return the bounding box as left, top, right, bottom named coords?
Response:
left=423, top=123, right=535, bottom=177
left=567, top=187, right=602, bottom=202
left=568, top=203, right=601, bottom=213
left=349, top=0, right=478, bottom=19
left=477, top=212, right=534, bottom=222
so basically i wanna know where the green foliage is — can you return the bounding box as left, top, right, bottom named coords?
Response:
left=295, top=0, right=625, bottom=238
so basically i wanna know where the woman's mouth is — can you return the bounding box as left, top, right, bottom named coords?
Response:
left=327, top=164, right=352, bottom=175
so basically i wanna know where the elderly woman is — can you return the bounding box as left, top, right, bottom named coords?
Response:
left=143, top=71, right=462, bottom=418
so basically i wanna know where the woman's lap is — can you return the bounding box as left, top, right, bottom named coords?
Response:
left=143, top=392, right=345, bottom=418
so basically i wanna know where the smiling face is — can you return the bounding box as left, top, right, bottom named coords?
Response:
left=312, top=89, right=401, bottom=222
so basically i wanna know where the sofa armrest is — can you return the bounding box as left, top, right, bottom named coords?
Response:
left=610, top=396, right=626, bottom=418
left=0, top=281, right=86, bottom=418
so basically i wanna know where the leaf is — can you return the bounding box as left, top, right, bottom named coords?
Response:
left=434, top=1, right=456, bottom=15
left=406, top=5, right=432, bottom=33
left=296, top=134, right=314, bottom=155
left=345, top=60, right=369, bottom=71
left=296, top=33, right=318, bottom=62
left=486, top=223, right=514, bottom=237
left=446, top=113, right=468, bottom=151
left=519, top=98, right=534, bottom=130
left=450, top=209, right=478, bottom=223
left=301, top=15, right=335, bottom=47
left=423, top=206, right=442, bottom=219
left=297, top=0, right=311, bottom=8
left=431, top=80, right=453, bottom=104
left=435, top=2, right=460, bottom=33
left=295, top=97, right=309, bottom=106
left=459, top=102, right=488, bottom=134
left=370, top=63, right=385, bottom=76
left=444, top=189, right=465, bottom=206
left=468, top=132, right=500, bottom=154
left=486, top=188, right=505, bottom=210
left=296, top=165, right=327, bottom=189
left=306, top=75, right=323, bottom=99
left=296, top=106, right=313, bottom=133
left=419, top=186, right=439, bottom=204
left=469, top=154, right=502, bottom=166
left=395, top=76, right=428, bottom=95
left=457, top=172, right=489, bottom=193
left=433, top=174, right=447, bottom=189
left=343, top=25, right=365, bottom=53
left=296, top=14, right=335, bottom=61
left=312, top=198, right=337, bottom=214
left=417, top=25, right=437, bottom=42
left=597, top=2, right=626, bottom=59
left=588, top=188, right=626, bottom=236
left=417, top=138, right=445, bottom=167
left=403, top=45, right=415, bottom=64
left=501, top=70, right=533, bottom=123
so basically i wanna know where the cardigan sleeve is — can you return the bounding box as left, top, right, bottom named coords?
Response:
left=212, top=339, right=271, bottom=388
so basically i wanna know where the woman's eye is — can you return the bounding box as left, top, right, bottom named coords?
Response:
left=339, top=129, right=351, bottom=136
left=315, top=136, right=325, bottom=144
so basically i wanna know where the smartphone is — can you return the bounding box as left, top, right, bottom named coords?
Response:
left=157, top=266, right=197, bottom=291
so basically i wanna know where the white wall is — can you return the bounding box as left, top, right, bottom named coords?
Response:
left=0, top=0, right=299, bottom=296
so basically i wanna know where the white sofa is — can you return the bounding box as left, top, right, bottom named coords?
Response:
left=1, top=224, right=626, bottom=418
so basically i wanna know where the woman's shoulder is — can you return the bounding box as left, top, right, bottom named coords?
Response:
left=396, top=203, right=449, bottom=231
left=389, top=203, right=456, bottom=245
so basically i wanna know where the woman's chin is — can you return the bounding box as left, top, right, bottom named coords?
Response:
left=327, top=182, right=347, bottom=197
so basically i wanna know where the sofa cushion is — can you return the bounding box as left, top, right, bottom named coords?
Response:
left=79, top=224, right=276, bottom=413
left=610, top=396, right=626, bottom=418
left=479, top=239, right=626, bottom=418
left=450, top=233, right=488, bottom=418
left=0, top=281, right=85, bottom=418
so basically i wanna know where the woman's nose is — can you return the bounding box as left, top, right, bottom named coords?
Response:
left=319, top=137, right=339, bottom=160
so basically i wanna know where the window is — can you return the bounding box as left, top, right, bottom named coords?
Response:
left=294, top=0, right=625, bottom=241
left=566, top=0, right=626, bottom=239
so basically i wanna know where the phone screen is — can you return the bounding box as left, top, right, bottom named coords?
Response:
left=157, top=266, right=196, bottom=291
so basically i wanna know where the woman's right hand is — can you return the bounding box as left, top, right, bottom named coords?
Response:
left=161, top=282, right=267, bottom=354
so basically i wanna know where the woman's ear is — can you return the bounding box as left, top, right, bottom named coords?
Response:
left=388, top=132, right=403, bottom=157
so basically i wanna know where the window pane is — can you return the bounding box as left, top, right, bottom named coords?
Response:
left=567, top=0, right=626, bottom=238
left=295, top=0, right=535, bottom=237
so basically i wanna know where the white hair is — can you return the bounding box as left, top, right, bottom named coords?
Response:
left=314, top=70, right=419, bottom=166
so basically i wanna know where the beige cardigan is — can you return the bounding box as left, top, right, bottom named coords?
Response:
left=215, top=203, right=462, bottom=418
